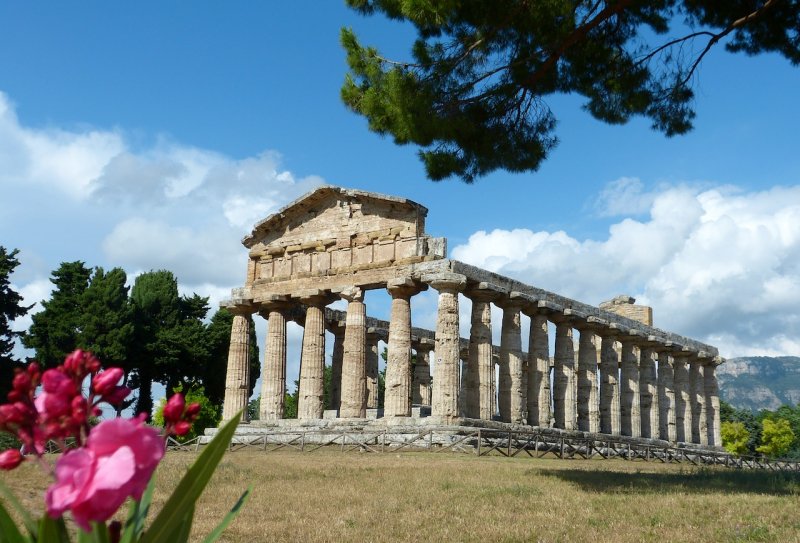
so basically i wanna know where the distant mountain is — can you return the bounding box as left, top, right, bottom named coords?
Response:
left=716, top=356, right=800, bottom=412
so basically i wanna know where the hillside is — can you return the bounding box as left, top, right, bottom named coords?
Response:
left=717, top=356, right=800, bottom=411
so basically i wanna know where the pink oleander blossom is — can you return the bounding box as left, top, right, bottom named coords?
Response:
left=46, top=417, right=164, bottom=531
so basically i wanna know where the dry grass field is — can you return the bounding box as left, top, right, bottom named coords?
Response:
left=4, top=449, right=800, bottom=542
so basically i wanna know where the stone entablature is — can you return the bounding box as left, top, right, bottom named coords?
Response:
left=220, top=186, right=724, bottom=450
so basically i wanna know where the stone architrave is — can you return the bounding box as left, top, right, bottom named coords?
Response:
left=599, top=331, right=620, bottom=435
left=689, top=357, right=707, bottom=445
left=672, top=354, right=692, bottom=442
left=339, top=287, right=367, bottom=418
left=657, top=351, right=676, bottom=442
left=553, top=319, right=576, bottom=431
left=639, top=346, right=659, bottom=439
left=384, top=278, right=424, bottom=417
left=527, top=312, right=551, bottom=427
left=498, top=299, right=525, bottom=424
left=576, top=325, right=600, bottom=433
left=221, top=305, right=254, bottom=422
left=424, top=272, right=467, bottom=421
left=619, top=338, right=640, bottom=438
left=329, top=321, right=345, bottom=411
left=465, top=286, right=498, bottom=420
left=705, top=358, right=722, bottom=447
left=412, top=338, right=434, bottom=406
left=365, top=328, right=381, bottom=409
left=259, top=297, right=290, bottom=420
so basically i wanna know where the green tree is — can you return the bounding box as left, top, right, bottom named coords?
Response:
left=342, top=0, right=800, bottom=182
left=720, top=421, right=749, bottom=456
left=720, top=400, right=760, bottom=453
left=756, top=418, right=795, bottom=458
left=24, top=261, right=91, bottom=368
left=129, top=270, right=181, bottom=418
left=0, top=247, right=31, bottom=398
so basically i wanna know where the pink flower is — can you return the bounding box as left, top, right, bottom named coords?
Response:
left=91, top=368, right=124, bottom=397
left=162, top=394, right=185, bottom=424
left=46, top=417, right=164, bottom=531
left=0, top=449, right=23, bottom=470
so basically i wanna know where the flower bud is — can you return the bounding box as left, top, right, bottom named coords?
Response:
left=162, top=394, right=185, bottom=424
left=92, top=368, right=124, bottom=396
left=104, top=386, right=131, bottom=405
left=173, top=421, right=191, bottom=436
left=0, top=449, right=23, bottom=470
left=185, top=402, right=201, bottom=420
left=12, top=371, right=31, bottom=393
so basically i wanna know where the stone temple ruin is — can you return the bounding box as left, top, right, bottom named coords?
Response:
left=218, top=186, right=724, bottom=450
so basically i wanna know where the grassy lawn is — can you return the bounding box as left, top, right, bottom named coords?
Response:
left=4, top=449, right=800, bottom=542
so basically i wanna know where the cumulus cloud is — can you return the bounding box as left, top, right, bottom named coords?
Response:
left=452, top=180, right=800, bottom=358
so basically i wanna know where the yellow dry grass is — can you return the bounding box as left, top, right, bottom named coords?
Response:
left=4, top=449, right=800, bottom=542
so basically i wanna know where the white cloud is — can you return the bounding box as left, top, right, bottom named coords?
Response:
left=452, top=181, right=800, bottom=358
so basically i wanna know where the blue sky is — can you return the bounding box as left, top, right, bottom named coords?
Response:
left=3, top=2, right=800, bottom=387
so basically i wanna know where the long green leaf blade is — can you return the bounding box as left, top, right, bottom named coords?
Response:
left=0, top=479, right=36, bottom=536
left=140, top=411, right=241, bottom=543
left=119, top=477, right=156, bottom=543
left=0, top=499, right=27, bottom=543
left=37, top=515, right=69, bottom=543
left=201, top=486, right=252, bottom=543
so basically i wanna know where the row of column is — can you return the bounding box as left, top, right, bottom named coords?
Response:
left=222, top=274, right=722, bottom=448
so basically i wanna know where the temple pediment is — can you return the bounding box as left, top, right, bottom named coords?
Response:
left=242, top=186, right=446, bottom=285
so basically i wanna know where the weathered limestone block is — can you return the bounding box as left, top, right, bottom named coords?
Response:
left=498, top=300, right=525, bottom=424
left=424, top=272, right=466, bottom=421
left=705, top=360, right=722, bottom=447
left=329, top=322, right=345, bottom=411
left=222, top=308, right=253, bottom=422
left=365, top=329, right=381, bottom=409
left=599, top=334, right=620, bottom=435
left=673, top=354, right=692, bottom=442
left=553, top=321, right=576, bottom=431
left=384, top=278, right=424, bottom=417
left=619, top=340, right=640, bottom=438
left=297, top=292, right=330, bottom=419
left=339, top=287, right=367, bottom=418
left=527, top=313, right=551, bottom=427
left=259, top=301, right=289, bottom=420
left=690, top=358, right=707, bottom=445
left=657, top=352, right=676, bottom=441
left=577, top=327, right=600, bottom=433
left=466, top=287, right=499, bottom=420
left=639, top=347, right=659, bottom=439
left=412, top=339, right=434, bottom=406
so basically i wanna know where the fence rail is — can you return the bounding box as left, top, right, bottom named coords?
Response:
left=166, top=427, right=800, bottom=472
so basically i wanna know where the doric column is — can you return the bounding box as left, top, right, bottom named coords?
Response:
left=552, top=315, right=576, bottom=431
left=705, top=357, right=722, bottom=447
left=639, top=345, right=659, bottom=439
left=259, top=297, right=290, bottom=421
left=657, top=349, right=676, bottom=442
left=297, top=290, right=332, bottom=419
left=329, top=320, right=345, bottom=411
left=339, top=287, right=367, bottom=418
left=221, top=304, right=254, bottom=422
left=384, top=278, right=425, bottom=417
left=365, top=328, right=381, bottom=409
left=599, top=327, right=620, bottom=436
left=576, top=321, right=600, bottom=433
left=672, top=353, right=692, bottom=442
left=526, top=310, right=551, bottom=427
left=619, top=334, right=641, bottom=438
left=412, top=338, right=434, bottom=406
left=689, top=355, right=707, bottom=445
left=497, top=297, right=525, bottom=424
left=424, top=272, right=467, bottom=421
left=465, top=285, right=499, bottom=420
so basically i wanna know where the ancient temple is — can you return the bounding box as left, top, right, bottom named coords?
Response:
left=220, top=186, right=723, bottom=448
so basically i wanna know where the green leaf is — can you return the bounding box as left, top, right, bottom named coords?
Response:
left=0, top=479, right=37, bottom=537
left=160, top=504, right=194, bottom=543
left=140, top=411, right=242, bottom=543
left=0, top=499, right=28, bottom=543
left=201, top=486, right=252, bottom=543
left=119, top=478, right=156, bottom=543
left=37, top=515, right=69, bottom=543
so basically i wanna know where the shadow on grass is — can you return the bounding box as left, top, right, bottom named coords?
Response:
left=537, top=467, right=800, bottom=496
